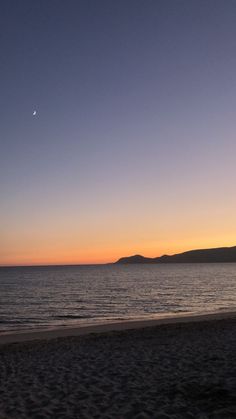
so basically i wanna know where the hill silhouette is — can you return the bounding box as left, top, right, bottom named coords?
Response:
left=116, top=246, right=236, bottom=264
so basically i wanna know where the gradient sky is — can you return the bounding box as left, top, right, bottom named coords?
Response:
left=1, top=0, right=236, bottom=265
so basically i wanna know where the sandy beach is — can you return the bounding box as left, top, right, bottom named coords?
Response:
left=1, top=312, right=236, bottom=418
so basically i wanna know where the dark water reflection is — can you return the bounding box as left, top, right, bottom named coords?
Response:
left=0, top=263, right=236, bottom=333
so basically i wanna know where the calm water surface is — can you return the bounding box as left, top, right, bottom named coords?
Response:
left=0, top=263, right=236, bottom=334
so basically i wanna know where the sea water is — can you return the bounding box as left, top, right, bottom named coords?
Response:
left=0, top=263, right=236, bottom=333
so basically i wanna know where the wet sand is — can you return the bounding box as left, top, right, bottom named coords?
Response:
left=1, top=310, right=236, bottom=345
left=1, top=312, right=236, bottom=418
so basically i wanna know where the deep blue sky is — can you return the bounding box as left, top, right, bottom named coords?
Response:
left=1, top=0, right=236, bottom=264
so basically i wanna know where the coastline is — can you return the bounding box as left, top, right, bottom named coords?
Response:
left=1, top=309, right=236, bottom=345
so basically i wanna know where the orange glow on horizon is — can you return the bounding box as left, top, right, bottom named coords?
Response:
left=2, top=196, right=236, bottom=267
left=1, top=237, right=236, bottom=267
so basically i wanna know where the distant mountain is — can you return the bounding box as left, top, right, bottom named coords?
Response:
left=115, top=246, right=236, bottom=264
left=117, top=255, right=151, bottom=264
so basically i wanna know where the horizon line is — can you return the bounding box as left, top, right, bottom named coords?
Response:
left=1, top=244, right=236, bottom=268
left=0, top=262, right=113, bottom=268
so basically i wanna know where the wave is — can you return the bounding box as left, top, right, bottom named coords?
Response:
left=53, top=314, right=94, bottom=320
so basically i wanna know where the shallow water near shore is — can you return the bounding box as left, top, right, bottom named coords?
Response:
left=0, top=263, right=236, bottom=334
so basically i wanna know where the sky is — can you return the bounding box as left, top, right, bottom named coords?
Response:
left=1, top=0, right=236, bottom=266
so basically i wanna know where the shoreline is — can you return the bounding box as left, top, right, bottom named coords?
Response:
left=1, top=309, right=236, bottom=345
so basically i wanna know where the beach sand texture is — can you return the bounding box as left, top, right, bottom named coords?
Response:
left=1, top=315, right=236, bottom=418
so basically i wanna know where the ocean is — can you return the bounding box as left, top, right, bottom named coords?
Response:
left=0, top=263, right=236, bottom=334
